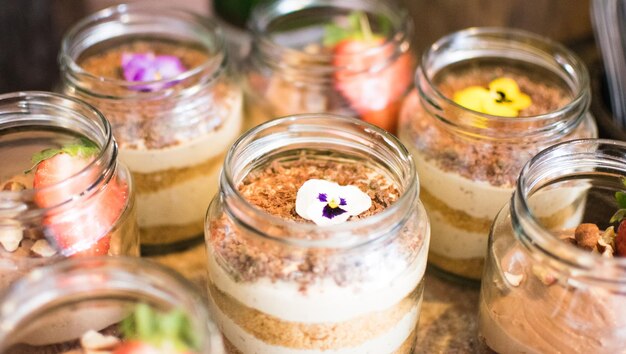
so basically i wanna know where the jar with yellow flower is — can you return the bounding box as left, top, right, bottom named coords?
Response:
left=398, top=28, right=597, bottom=281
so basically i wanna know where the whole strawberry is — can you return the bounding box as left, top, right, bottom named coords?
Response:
left=616, top=220, right=626, bottom=257
left=113, top=304, right=199, bottom=354
left=29, top=138, right=127, bottom=256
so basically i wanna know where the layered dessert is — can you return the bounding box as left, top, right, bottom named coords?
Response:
left=74, top=38, right=243, bottom=247
left=479, top=220, right=626, bottom=353
left=245, top=6, right=414, bottom=133
left=206, top=152, right=428, bottom=354
left=399, top=59, right=595, bottom=280
left=0, top=127, right=137, bottom=292
left=4, top=304, right=201, bottom=354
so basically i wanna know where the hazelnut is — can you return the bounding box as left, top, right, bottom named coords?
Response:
left=80, top=330, right=120, bottom=350
left=504, top=272, right=524, bottom=287
left=2, top=181, right=26, bottom=192
left=30, top=239, right=57, bottom=257
left=575, top=223, right=600, bottom=250
left=0, top=225, right=23, bottom=252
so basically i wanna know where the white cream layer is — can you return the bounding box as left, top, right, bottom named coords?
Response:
left=118, top=92, right=242, bottom=174
left=415, top=152, right=588, bottom=259
left=136, top=166, right=221, bottom=227
left=207, top=241, right=427, bottom=324
left=211, top=299, right=419, bottom=354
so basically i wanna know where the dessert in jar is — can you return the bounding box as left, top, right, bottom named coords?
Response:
left=398, top=27, right=597, bottom=281
left=0, top=257, right=224, bottom=353
left=0, top=91, right=138, bottom=294
left=205, top=114, right=430, bottom=354
left=243, top=0, right=415, bottom=133
left=59, top=5, right=243, bottom=251
left=478, top=139, right=626, bottom=353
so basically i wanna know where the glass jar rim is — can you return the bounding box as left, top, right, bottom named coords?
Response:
left=248, top=0, right=413, bottom=75
left=513, top=139, right=626, bottom=279
left=220, top=114, right=419, bottom=249
left=59, top=3, right=227, bottom=95
left=417, top=27, right=590, bottom=139
left=0, top=91, right=117, bottom=214
left=0, top=256, right=221, bottom=353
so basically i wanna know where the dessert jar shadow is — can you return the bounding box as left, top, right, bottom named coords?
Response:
left=204, top=114, right=430, bottom=354
left=59, top=4, right=244, bottom=253
left=0, top=91, right=138, bottom=294
left=242, top=0, right=415, bottom=133
left=398, top=27, right=597, bottom=281
left=0, top=257, right=224, bottom=353
left=478, top=139, right=626, bottom=353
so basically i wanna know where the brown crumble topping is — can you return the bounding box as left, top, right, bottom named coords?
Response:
left=208, top=154, right=425, bottom=290
left=238, top=155, right=399, bottom=223
left=76, top=39, right=239, bottom=150
left=403, top=65, right=593, bottom=187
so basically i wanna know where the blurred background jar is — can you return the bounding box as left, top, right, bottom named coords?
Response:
left=205, top=115, right=429, bottom=353
left=398, top=28, right=597, bottom=281
left=478, top=139, right=626, bottom=353
left=0, top=257, right=224, bottom=353
left=241, top=0, right=416, bottom=133
left=59, top=4, right=243, bottom=253
left=0, top=91, right=139, bottom=295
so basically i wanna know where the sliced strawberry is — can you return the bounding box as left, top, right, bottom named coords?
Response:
left=112, top=341, right=162, bottom=354
left=31, top=139, right=127, bottom=257
left=332, top=38, right=413, bottom=133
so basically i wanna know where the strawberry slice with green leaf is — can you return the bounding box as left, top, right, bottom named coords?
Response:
left=325, top=11, right=413, bottom=133
left=29, top=138, right=127, bottom=257
left=113, top=303, right=198, bottom=354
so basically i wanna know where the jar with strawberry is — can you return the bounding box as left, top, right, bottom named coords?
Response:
left=0, top=92, right=139, bottom=293
left=0, top=257, right=224, bottom=353
left=479, top=139, right=626, bottom=353
left=398, top=28, right=597, bottom=281
left=243, top=0, right=415, bottom=133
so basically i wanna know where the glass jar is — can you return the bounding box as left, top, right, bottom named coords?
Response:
left=0, top=257, right=224, bottom=353
left=205, top=114, right=429, bottom=354
left=398, top=27, right=597, bottom=281
left=59, top=4, right=244, bottom=253
left=0, top=91, right=138, bottom=294
left=478, top=139, right=626, bottom=353
left=243, top=0, right=415, bottom=133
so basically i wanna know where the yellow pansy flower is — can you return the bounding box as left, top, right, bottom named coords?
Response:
left=453, top=77, right=532, bottom=117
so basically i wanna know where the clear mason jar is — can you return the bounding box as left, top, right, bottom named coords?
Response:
left=0, top=91, right=138, bottom=295
left=59, top=4, right=244, bottom=253
left=205, top=114, right=429, bottom=354
left=478, top=139, right=626, bottom=353
left=243, top=0, right=415, bottom=133
left=0, top=257, right=224, bottom=353
left=398, top=27, right=597, bottom=281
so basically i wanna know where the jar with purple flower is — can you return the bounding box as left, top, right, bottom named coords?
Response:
left=59, top=4, right=243, bottom=252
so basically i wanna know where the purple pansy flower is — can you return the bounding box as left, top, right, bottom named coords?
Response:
left=121, top=53, right=186, bottom=91
left=295, top=179, right=372, bottom=225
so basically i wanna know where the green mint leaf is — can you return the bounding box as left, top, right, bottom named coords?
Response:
left=24, top=138, right=99, bottom=174
left=322, top=24, right=352, bottom=47
left=377, top=14, right=392, bottom=37
left=323, top=10, right=373, bottom=47
left=121, top=304, right=196, bottom=350
left=610, top=208, right=626, bottom=224
left=616, top=191, right=626, bottom=209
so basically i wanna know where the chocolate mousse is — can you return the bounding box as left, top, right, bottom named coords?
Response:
left=206, top=152, right=427, bottom=354
left=479, top=223, right=626, bottom=353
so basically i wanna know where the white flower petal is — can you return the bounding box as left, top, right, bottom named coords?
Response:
left=338, top=185, right=372, bottom=215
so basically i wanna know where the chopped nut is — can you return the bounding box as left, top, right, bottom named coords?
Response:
left=30, top=239, right=57, bottom=257
left=575, top=223, right=600, bottom=250
left=0, top=224, right=23, bottom=252
left=532, top=265, right=557, bottom=285
left=2, top=181, right=26, bottom=192
left=598, top=226, right=616, bottom=257
left=80, top=330, right=120, bottom=350
left=503, top=272, right=524, bottom=287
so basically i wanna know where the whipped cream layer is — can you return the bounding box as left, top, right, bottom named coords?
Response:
left=211, top=298, right=420, bottom=354
left=415, top=152, right=587, bottom=259
left=119, top=93, right=242, bottom=174
left=207, top=241, right=427, bottom=324
left=136, top=166, right=221, bottom=227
